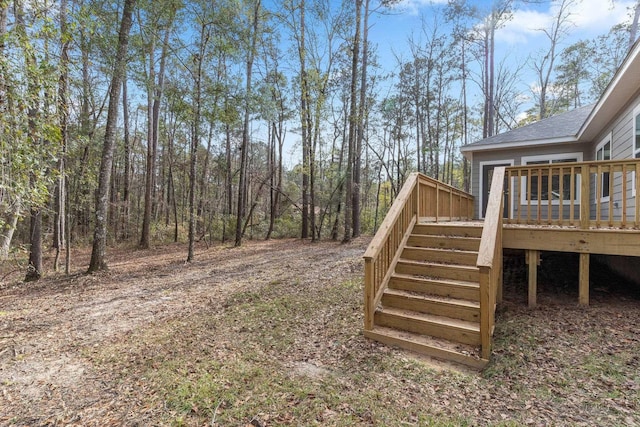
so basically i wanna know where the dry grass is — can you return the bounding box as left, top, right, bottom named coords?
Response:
left=1, top=241, right=639, bottom=426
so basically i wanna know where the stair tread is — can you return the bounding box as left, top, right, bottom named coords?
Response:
left=377, top=306, right=480, bottom=332
left=398, top=258, right=479, bottom=270
left=405, top=245, right=478, bottom=255
left=410, top=233, right=480, bottom=240
left=364, top=326, right=486, bottom=369
left=383, top=288, right=480, bottom=308
left=391, top=272, right=479, bottom=288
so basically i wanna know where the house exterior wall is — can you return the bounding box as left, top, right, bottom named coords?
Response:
left=586, top=89, right=640, bottom=220
left=469, top=88, right=640, bottom=221
left=470, top=142, right=590, bottom=218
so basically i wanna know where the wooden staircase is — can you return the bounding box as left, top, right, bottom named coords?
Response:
left=364, top=222, right=488, bottom=369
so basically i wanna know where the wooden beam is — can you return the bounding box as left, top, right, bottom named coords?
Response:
left=579, top=253, right=589, bottom=306
left=526, top=250, right=539, bottom=308
left=503, top=227, right=640, bottom=257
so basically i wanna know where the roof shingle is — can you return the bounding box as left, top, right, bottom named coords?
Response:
left=462, top=104, right=594, bottom=150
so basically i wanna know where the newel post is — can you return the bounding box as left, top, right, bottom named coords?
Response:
left=364, top=257, right=374, bottom=330
left=413, top=176, right=420, bottom=219
left=580, top=164, right=590, bottom=229
left=479, top=266, right=492, bottom=360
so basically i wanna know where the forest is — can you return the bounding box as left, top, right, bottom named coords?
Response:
left=1, top=0, right=638, bottom=280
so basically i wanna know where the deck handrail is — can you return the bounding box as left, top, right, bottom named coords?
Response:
left=477, top=166, right=505, bottom=360
left=363, top=173, right=474, bottom=331
left=505, top=159, right=640, bottom=229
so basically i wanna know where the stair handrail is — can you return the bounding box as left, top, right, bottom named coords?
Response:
left=363, top=172, right=475, bottom=331
left=364, top=172, right=420, bottom=330
left=477, top=166, right=505, bottom=360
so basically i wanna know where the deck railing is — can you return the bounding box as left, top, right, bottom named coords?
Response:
left=505, top=159, right=640, bottom=228
left=363, top=173, right=474, bottom=330
left=477, top=167, right=505, bottom=360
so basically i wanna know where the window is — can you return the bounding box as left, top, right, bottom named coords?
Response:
left=596, top=136, right=611, bottom=201
left=521, top=153, right=582, bottom=204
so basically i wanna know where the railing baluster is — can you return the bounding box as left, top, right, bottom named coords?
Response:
left=537, top=167, right=542, bottom=224
left=570, top=167, right=576, bottom=226
left=558, top=166, right=564, bottom=226
left=596, top=165, right=602, bottom=228
left=527, top=168, right=532, bottom=224
left=547, top=167, right=553, bottom=225
left=622, top=164, right=628, bottom=228
left=516, top=170, right=522, bottom=224
left=608, top=165, right=614, bottom=227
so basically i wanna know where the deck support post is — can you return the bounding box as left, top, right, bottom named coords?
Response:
left=526, top=250, right=540, bottom=308
left=579, top=253, right=590, bottom=306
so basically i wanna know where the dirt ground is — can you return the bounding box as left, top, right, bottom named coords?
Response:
left=0, top=239, right=366, bottom=425
left=1, top=238, right=639, bottom=426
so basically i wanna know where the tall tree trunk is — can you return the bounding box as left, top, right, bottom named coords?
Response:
left=140, top=39, right=156, bottom=249
left=188, top=21, right=208, bottom=262
left=14, top=0, right=43, bottom=281
left=235, top=0, right=261, bottom=247
left=298, top=0, right=310, bottom=239
left=224, top=122, right=232, bottom=242
left=88, top=0, right=136, bottom=273
left=54, top=0, right=70, bottom=272
left=353, top=0, right=369, bottom=239
left=266, top=122, right=276, bottom=239
left=140, top=20, right=172, bottom=248
left=25, top=210, right=42, bottom=282
left=344, top=0, right=362, bottom=243
left=122, top=78, right=131, bottom=239
left=0, top=200, right=20, bottom=260
left=488, top=14, right=496, bottom=137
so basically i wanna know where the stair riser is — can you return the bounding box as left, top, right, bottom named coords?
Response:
left=401, top=247, right=478, bottom=266
left=407, top=235, right=480, bottom=251
left=381, top=293, right=480, bottom=322
left=375, top=311, right=480, bottom=346
left=396, top=262, right=479, bottom=282
left=413, top=224, right=483, bottom=238
left=390, top=277, right=480, bottom=300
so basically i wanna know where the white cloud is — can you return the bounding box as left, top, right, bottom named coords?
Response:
left=387, top=0, right=448, bottom=16
left=496, top=0, right=635, bottom=45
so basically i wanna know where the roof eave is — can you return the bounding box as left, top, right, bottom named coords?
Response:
left=460, top=136, right=579, bottom=155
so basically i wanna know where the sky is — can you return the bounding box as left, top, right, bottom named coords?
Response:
left=272, top=0, right=638, bottom=164
left=369, top=0, right=636, bottom=86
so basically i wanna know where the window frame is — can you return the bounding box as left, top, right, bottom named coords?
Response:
left=595, top=134, right=612, bottom=203
left=520, top=152, right=583, bottom=206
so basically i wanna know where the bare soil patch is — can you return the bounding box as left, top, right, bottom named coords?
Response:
left=0, top=240, right=639, bottom=426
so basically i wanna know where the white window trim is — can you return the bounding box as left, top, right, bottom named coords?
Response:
left=595, top=134, right=612, bottom=203
left=633, top=105, right=640, bottom=197
left=520, top=152, right=583, bottom=206
left=479, top=159, right=513, bottom=220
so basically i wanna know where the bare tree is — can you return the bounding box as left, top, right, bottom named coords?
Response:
left=139, top=1, right=177, bottom=249
left=235, top=0, right=262, bottom=247
left=629, top=0, right=640, bottom=49
left=531, top=0, right=577, bottom=119
left=343, top=0, right=362, bottom=243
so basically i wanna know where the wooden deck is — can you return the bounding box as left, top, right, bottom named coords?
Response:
left=364, top=161, right=640, bottom=368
